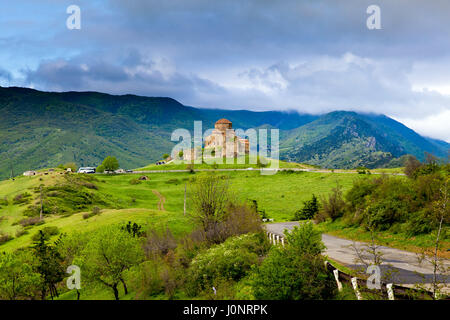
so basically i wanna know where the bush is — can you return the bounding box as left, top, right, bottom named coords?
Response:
left=15, top=227, right=28, bottom=238
left=0, top=232, right=13, bottom=245
left=129, top=178, right=142, bottom=185
left=18, top=217, right=44, bottom=227
left=0, top=197, right=8, bottom=207
left=83, top=206, right=101, bottom=219
left=165, top=178, right=180, bottom=185
left=144, top=228, right=177, bottom=259
left=294, top=194, right=319, bottom=220
left=31, top=226, right=60, bottom=242
left=127, top=260, right=165, bottom=299
left=250, top=223, right=337, bottom=300
left=315, top=184, right=346, bottom=222
left=186, top=233, right=269, bottom=296
left=12, top=192, right=32, bottom=205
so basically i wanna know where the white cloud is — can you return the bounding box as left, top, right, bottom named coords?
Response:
left=395, top=110, right=450, bottom=143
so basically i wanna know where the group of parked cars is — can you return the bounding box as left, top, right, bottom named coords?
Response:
left=77, top=167, right=134, bottom=174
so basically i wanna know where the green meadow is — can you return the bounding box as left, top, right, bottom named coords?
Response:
left=0, top=168, right=367, bottom=253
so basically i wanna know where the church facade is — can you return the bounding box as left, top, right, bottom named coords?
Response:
left=183, top=118, right=249, bottom=161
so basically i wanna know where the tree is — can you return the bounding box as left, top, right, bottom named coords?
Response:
left=315, top=183, right=346, bottom=222
left=96, top=164, right=105, bottom=173
left=404, top=155, right=422, bottom=178
left=162, top=154, right=170, bottom=159
left=32, top=231, right=66, bottom=300
left=251, top=223, right=336, bottom=300
left=0, top=250, right=41, bottom=300
left=101, top=156, right=119, bottom=172
left=76, top=226, right=144, bottom=300
left=189, top=174, right=231, bottom=239
left=294, top=194, right=319, bottom=220
left=417, top=178, right=450, bottom=299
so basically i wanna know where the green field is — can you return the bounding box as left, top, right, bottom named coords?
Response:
left=0, top=168, right=367, bottom=253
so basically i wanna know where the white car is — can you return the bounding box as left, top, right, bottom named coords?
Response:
left=77, top=167, right=96, bottom=174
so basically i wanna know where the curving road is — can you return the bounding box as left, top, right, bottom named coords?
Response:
left=266, top=222, right=449, bottom=289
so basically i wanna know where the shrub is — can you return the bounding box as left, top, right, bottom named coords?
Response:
left=127, top=260, right=164, bottom=299
left=0, top=197, right=8, bottom=207
left=144, top=228, right=177, bottom=259
left=15, top=227, right=28, bottom=238
left=12, top=192, right=32, bottom=205
left=31, top=226, right=60, bottom=242
left=250, top=223, right=337, bottom=300
left=83, top=207, right=101, bottom=219
left=165, top=178, right=180, bottom=185
left=129, top=178, right=142, bottom=185
left=0, top=232, right=13, bottom=245
left=186, top=233, right=269, bottom=296
left=315, top=184, right=346, bottom=222
left=18, top=217, right=44, bottom=227
left=294, top=194, right=319, bottom=220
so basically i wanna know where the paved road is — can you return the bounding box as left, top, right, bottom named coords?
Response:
left=113, top=168, right=405, bottom=175
left=266, top=222, right=449, bottom=287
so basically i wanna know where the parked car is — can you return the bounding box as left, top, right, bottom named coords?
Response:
left=77, top=167, right=96, bottom=174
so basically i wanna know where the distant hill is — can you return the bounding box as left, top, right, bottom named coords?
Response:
left=280, top=111, right=448, bottom=168
left=0, top=86, right=448, bottom=179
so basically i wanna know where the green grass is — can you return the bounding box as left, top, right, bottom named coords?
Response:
left=1, top=169, right=365, bottom=253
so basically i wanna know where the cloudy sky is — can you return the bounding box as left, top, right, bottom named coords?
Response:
left=1, top=0, right=450, bottom=141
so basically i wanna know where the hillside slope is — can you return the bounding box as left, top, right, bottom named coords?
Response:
left=0, top=86, right=448, bottom=178
left=280, top=111, right=449, bottom=169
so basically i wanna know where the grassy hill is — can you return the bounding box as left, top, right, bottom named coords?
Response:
left=281, top=111, right=449, bottom=168
left=0, top=168, right=366, bottom=253
left=0, top=86, right=448, bottom=179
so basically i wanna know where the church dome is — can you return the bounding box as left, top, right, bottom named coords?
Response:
left=215, top=118, right=232, bottom=124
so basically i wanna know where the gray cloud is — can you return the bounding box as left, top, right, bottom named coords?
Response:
left=2, top=0, right=450, bottom=140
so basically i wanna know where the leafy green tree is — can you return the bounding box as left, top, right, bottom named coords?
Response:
left=294, top=194, right=319, bottom=220
left=96, top=164, right=105, bottom=173
left=32, top=231, right=66, bottom=300
left=251, top=223, right=336, bottom=300
left=162, top=154, right=170, bottom=159
left=0, top=250, right=41, bottom=300
left=75, top=225, right=144, bottom=300
left=101, top=156, right=119, bottom=172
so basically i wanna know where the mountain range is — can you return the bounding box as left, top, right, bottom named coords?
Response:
left=0, top=86, right=448, bottom=179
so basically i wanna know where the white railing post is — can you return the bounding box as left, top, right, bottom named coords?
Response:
left=333, top=269, right=343, bottom=292
left=351, top=277, right=363, bottom=300
left=386, top=283, right=395, bottom=300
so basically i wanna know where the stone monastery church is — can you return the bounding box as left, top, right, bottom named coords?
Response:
left=183, top=119, right=249, bottom=161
